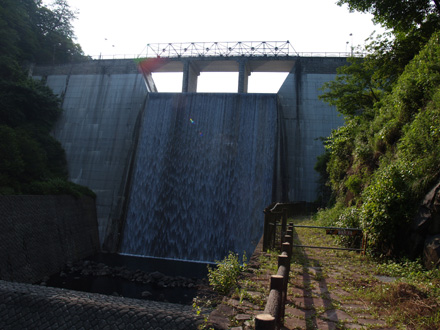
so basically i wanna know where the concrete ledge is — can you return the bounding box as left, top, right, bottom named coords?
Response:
left=0, top=195, right=99, bottom=283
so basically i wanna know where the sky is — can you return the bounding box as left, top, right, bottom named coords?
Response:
left=51, top=0, right=384, bottom=92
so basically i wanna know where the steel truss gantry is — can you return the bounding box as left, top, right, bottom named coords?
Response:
left=143, top=41, right=298, bottom=58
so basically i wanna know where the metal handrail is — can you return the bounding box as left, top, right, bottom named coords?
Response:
left=85, top=51, right=363, bottom=60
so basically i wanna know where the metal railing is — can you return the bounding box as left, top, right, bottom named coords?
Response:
left=85, top=51, right=363, bottom=60
left=291, top=225, right=366, bottom=254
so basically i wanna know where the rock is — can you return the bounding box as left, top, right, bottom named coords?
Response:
left=141, top=290, right=152, bottom=298
left=208, top=303, right=235, bottom=330
left=423, top=234, right=440, bottom=269
left=409, top=180, right=440, bottom=259
left=235, top=314, right=251, bottom=321
left=150, top=271, right=165, bottom=281
left=411, top=206, right=432, bottom=233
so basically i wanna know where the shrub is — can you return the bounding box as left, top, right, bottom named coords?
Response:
left=314, top=202, right=346, bottom=227
left=25, top=178, right=96, bottom=198
left=207, top=252, right=246, bottom=295
left=359, top=160, right=417, bottom=256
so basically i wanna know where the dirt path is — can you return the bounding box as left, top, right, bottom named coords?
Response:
left=208, top=219, right=399, bottom=330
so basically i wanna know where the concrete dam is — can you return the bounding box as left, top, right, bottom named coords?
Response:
left=33, top=51, right=345, bottom=263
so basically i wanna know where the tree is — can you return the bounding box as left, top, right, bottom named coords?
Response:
left=0, top=0, right=85, bottom=65
left=337, top=0, right=440, bottom=33
left=0, top=0, right=90, bottom=196
left=34, top=0, right=85, bottom=64
left=319, top=56, right=384, bottom=117
left=322, top=1, right=440, bottom=118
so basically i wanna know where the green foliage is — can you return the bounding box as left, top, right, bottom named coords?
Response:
left=0, top=79, right=61, bottom=130
left=376, top=258, right=428, bottom=279
left=314, top=150, right=333, bottom=207
left=0, top=0, right=85, bottom=65
left=359, top=161, right=417, bottom=256
left=320, top=57, right=384, bottom=117
left=336, top=0, right=440, bottom=33
left=398, top=89, right=440, bottom=193
left=207, top=252, right=247, bottom=295
left=25, top=178, right=96, bottom=198
left=0, top=125, right=25, bottom=193
left=317, top=27, right=440, bottom=257
left=0, top=0, right=90, bottom=197
left=314, top=202, right=346, bottom=227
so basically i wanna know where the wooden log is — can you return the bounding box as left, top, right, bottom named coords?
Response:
left=255, top=314, right=276, bottom=330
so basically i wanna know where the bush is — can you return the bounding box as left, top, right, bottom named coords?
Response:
left=25, top=178, right=96, bottom=198
left=207, top=252, right=246, bottom=295
left=314, top=202, right=346, bottom=227
left=359, top=161, right=417, bottom=256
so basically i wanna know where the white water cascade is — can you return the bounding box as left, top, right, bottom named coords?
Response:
left=120, top=93, right=278, bottom=262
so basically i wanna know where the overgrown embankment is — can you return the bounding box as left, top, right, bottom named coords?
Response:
left=317, top=31, right=440, bottom=259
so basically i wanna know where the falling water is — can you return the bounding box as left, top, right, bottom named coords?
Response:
left=120, top=93, right=278, bottom=262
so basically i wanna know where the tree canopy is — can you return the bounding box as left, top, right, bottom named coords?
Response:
left=0, top=0, right=85, bottom=65
left=337, top=0, right=440, bottom=33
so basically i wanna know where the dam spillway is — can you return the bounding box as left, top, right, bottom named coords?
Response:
left=120, top=93, right=277, bottom=262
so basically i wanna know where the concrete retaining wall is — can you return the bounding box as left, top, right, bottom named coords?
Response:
left=33, top=60, right=148, bottom=248
left=0, top=195, right=99, bottom=283
left=278, top=57, right=346, bottom=202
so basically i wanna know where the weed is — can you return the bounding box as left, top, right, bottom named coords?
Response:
left=192, top=296, right=214, bottom=330
left=207, top=251, right=246, bottom=295
left=360, top=282, right=440, bottom=330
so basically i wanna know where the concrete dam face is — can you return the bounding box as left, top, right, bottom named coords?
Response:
left=33, top=57, right=345, bottom=262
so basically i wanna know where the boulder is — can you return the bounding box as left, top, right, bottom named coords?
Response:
left=423, top=234, right=440, bottom=270
left=409, top=180, right=440, bottom=263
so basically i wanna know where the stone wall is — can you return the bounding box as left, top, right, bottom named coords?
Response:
left=0, top=195, right=100, bottom=283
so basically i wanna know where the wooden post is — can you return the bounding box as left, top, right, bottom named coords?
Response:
left=264, top=275, right=284, bottom=326
left=277, top=254, right=290, bottom=324
left=255, top=314, right=276, bottom=330
left=281, top=208, right=287, bottom=237
left=272, top=214, right=277, bottom=250
left=281, top=242, right=292, bottom=262
left=263, top=210, right=270, bottom=252
left=283, top=208, right=287, bottom=232
left=284, top=234, right=293, bottom=247
left=362, top=232, right=367, bottom=256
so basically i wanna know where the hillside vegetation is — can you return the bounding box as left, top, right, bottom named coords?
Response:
left=317, top=0, right=440, bottom=259
left=0, top=0, right=92, bottom=196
